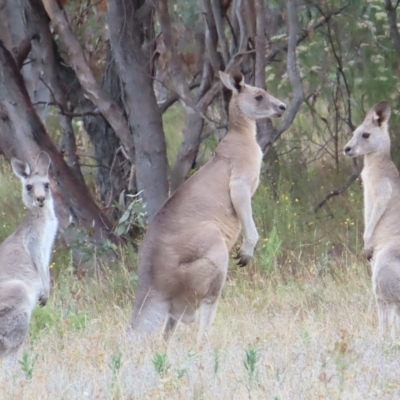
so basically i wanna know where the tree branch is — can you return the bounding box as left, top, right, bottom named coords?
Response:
left=0, top=39, right=118, bottom=241
left=32, top=100, right=101, bottom=117
left=15, top=34, right=37, bottom=69
left=41, top=0, right=135, bottom=162
left=317, top=4, right=355, bottom=131
left=210, top=0, right=229, bottom=66
left=201, top=0, right=222, bottom=72
left=314, top=158, right=361, bottom=212
left=254, top=0, right=266, bottom=89
left=156, top=0, right=196, bottom=106
left=265, top=5, right=347, bottom=65
left=273, top=0, right=303, bottom=140
left=385, top=0, right=400, bottom=58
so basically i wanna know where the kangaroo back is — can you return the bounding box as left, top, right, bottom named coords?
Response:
left=0, top=152, right=58, bottom=365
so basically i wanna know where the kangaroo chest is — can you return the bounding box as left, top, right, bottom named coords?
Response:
left=25, top=212, right=58, bottom=270
left=249, top=145, right=263, bottom=195
left=42, top=218, right=58, bottom=266
left=230, top=144, right=262, bottom=197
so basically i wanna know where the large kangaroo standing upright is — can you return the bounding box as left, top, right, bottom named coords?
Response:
left=130, top=71, right=286, bottom=345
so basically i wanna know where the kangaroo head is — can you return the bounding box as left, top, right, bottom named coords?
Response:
left=344, top=101, right=391, bottom=157
left=11, top=151, right=53, bottom=210
left=219, top=70, right=286, bottom=119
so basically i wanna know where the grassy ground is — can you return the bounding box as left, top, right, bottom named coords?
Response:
left=0, top=114, right=398, bottom=399
left=1, top=248, right=400, bottom=400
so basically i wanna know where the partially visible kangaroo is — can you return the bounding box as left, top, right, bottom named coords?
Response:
left=344, top=101, right=400, bottom=339
left=0, top=152, right=58, bottom=367
left=130, top=70, right=286, bottom=345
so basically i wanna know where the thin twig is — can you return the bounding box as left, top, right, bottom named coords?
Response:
left=265, top=6, right=347, bottom=65
left=159, top=82, right=201, bottom=114
left=79, top=163, right=111, bottom=169
left=314, top=163, right=361, bottom=213
left=35, top=80, right=101, bottom=117
left=42, top=0, right=135, bottom=161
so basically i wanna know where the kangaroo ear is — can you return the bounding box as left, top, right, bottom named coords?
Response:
left=219, top=70, right=244, bottom=93
left=34, top=151, right=51, bottom=176
left=11, top=158, right=30, bottom=179
left=368, top=101, right=391, bottom=127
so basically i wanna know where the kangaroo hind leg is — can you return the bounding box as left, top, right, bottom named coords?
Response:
left=0, top=282, right=30, bottom=362
left=163, top=315, right=177, bottom=341
left=196, top=236, right=229, bottom=347
left=129, top=290, right=169, bottom=340
left=376, top=298, right=391, bottom=339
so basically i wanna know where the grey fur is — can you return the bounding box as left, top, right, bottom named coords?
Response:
left=129, top=71, right=286, bottom=346
left=0, top=152, right=58, bottom=367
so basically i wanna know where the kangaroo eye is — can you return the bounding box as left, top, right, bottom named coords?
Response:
left=26, top=184, right=32, bottom=191
left=44, top=183, right=50, bottom=189
left=362, top=133, right=370, bottom=139
left=255, top=95, right=263, bottom=101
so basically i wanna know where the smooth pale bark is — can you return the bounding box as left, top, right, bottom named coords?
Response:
left=107, top=0, right=168, bottom=219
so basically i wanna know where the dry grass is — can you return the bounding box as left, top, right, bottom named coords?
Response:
left=0, top=165, right=396, bottom=399
left=1, top=257, right=400, bottom=400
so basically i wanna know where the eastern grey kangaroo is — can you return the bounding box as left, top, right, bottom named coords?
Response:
left=344, top=101, right=400, bottom=339
left=130, top=70, right=286, bottom=345
left=0, top=152, right=58, bottom=366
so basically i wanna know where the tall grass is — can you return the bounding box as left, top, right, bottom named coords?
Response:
left=0, top=107, right=393, bottom=399
left=1, top=249, right=398, bottom=399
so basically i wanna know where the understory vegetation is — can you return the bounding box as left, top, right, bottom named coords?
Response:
left=0, top=122, right=395, bottom=398
left=1, top=245, right=398, bottom=399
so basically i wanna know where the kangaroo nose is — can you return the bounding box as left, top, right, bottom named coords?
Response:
left=344, top=146, right=351, bottom=154
left=36, top=196, right=45, bottom=204
left=279, top=104, right=286, bottom=111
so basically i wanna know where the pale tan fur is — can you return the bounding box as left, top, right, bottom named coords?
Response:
left=129, top=71, right=286, bottom=345
left=0, top=152, right=58, bottom=368
left=344, top=101, right=400, bottom=339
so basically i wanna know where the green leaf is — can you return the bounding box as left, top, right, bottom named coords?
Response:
left=114, top=224, right=126, bottom=237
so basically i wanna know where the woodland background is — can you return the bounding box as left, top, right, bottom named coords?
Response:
left=0, top=0, right=400, bottom=272
left=1, top=1, right=400, bottom=398
left=1, top=0, right=398, bottom=272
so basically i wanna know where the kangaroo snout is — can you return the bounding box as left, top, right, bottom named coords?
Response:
left=274, top=102, right=287, bottom=117
left=344, top=146, right=352, bottom=156
left=36, top=196, right=45, bottom=207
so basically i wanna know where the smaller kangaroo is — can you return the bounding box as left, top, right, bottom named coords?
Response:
left=344, top=101, right=400, bottom=339
left=129, top=70, right=286, bottom=345
left=0, top=152, right=58, bottom=367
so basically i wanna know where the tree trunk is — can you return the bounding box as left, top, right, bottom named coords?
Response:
left=157, top=0, right=220, bottom=192
left=107, top=0, right=168, bottom=220
left=83, top=46, right=132, bottom=210
left=22, top=0, right=85, bottom=185
left=21, top=0, right=131, bottom=213
left=42, top=0, right=136, bottom=169
left=0, top=0, right=50, bottom=122
left=0, top=41, right=117, bottom=243
left=385, top=0, right=400, bottom=58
